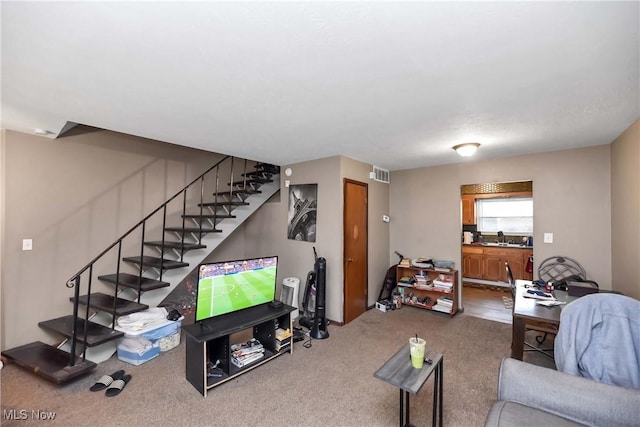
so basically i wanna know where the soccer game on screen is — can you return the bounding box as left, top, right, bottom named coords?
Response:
left=196, top=256, right=277, bottom=321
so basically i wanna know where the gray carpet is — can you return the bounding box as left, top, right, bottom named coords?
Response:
left=0, top=308, right=554, bottom=426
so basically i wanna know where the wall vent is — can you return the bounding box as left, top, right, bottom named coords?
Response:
left=370, top=166, right=390, bottom=184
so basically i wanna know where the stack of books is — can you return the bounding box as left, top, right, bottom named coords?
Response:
left=432, top=274, right=453, bottom=292
left=432, top=295, right=453, bottom=313
left=397, top=276, right=415, bottom=287
left=230, top=338, right=265, bottom=368
left=414, top=274, right=433, bottom=289
left=275, top=328, right=292, bottom=352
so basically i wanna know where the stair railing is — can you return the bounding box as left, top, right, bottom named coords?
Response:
left=63, top=155, right=254, bottom=367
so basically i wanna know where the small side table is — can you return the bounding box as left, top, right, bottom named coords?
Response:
left=374, top=343, right=443, bottom=427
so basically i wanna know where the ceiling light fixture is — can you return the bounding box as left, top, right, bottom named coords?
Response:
left=452, top=142, right=480, bottom=157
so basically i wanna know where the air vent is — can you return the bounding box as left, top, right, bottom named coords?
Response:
left=370, top=166, right=390, bottom=184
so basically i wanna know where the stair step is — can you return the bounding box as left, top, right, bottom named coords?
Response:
left=241, top=171, right=273, bottom=179
left=98, top=272, right=170, bottom=292
left=163, top=227, right=222, bottom=235
left=70, top=292, right=148, bottom=316
left=1, top=341, right=96, bottom=384
left=199, top=201, right=249, bottom=208
left=144, top=240, right=207, bottom=251
left=212, top=189, right=260, bottom=196
left=229, top=177, right=272, bottom=186
left=122, top=255, right=189, bottom=269
left=255, top=163, right=280, bottom=174
left=182, top=213, right=235, bottom=221
left=39, top=315, right=123, bottom=347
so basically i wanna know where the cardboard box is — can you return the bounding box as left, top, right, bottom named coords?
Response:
left=375, top=300, right=395, bottom=312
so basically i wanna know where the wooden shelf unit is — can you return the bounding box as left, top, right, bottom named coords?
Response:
left=183, top=303, right=295, bottom=396
left=395, top=265, right=459, bottom=316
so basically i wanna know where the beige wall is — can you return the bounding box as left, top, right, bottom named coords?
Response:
left=245, top=156, right=342, bottom=322
left=1, top=128, right=390, bottom=349
left=2, top=121, right=637, bottom=350
left=611, top=119, right=640, bottom=298
left=1, top=129, right=224, bottom=349
left=244, top=156, right=390, bottom=324
left=390, top=144, right=614, bottom=308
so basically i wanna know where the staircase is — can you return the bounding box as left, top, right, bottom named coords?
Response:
left=1, top=157, right=280, bottom=384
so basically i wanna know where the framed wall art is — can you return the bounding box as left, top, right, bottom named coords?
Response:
left=287, top=184, right=317, bottom=242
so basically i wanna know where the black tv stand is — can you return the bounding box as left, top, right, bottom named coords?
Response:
left=183, top=303, right=295, bottom=396
left=198, top=322, right=213, bottom=332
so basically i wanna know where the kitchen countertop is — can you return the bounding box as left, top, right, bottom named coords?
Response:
left=463, top=243, right=533, bottom=249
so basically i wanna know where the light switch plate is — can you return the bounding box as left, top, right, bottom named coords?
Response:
left=22, top=239, right=33, bottom=251
left=543, top=233, right=553, bottom=244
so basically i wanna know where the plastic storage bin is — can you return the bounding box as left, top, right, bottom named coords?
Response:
left=157, top=331, right=181, bottom=352
left=115, top=317, right=183, bottom=364
left=117, top=338, right=160, bottom=365
left=136, top=319, right=182, bottom=342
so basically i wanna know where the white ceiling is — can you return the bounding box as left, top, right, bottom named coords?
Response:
left=2, top=1, right=638, bottom=171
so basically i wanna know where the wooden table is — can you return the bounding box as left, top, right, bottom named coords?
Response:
left=374, top=343, right=443, bottom=427
left=511, top=279, right=576, bottom=360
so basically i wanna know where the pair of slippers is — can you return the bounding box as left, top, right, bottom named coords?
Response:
left=89, top=369, right=132, bottom=397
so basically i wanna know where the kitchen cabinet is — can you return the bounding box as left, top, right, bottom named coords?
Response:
left=461, top=195, right=476, bottom=225
left=462, top=246, right=533, bottom=282
left=462, top=246, right=483, bottom=279
left=522, top=249, right=533, bottom=281
left=504, top=251, right=526, bottom=281
left=483, top=251, right=503, bottom=281
left=483, top=247, right=529, bottom=282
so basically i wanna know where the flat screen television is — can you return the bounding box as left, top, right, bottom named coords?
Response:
left=195, top=256, right=278, bottom=323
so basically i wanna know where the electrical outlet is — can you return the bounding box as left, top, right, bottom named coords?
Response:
left=543, top=233, right=553, bottom=244
left=22, top=239, right=33, bottom=251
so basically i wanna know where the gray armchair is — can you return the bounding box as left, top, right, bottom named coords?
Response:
left=484, top=358, right=640, bottom=427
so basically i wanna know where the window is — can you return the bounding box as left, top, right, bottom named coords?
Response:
left=476, top=197, right=533, bottom=234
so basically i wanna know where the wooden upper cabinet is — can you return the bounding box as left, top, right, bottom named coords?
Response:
left=461, top=195, right=476, bottom=225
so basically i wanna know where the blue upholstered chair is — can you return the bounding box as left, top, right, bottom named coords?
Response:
left=555, top=293, right=640, bottom=389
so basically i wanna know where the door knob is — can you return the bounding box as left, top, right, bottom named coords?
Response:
left=346, top=257, right=353, bottom=262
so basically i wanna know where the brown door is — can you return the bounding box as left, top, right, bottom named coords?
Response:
left=343, top=179, right=368, bottom=324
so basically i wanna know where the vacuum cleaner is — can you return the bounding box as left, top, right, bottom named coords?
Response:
left=298, top=247, right=329, bottom=339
